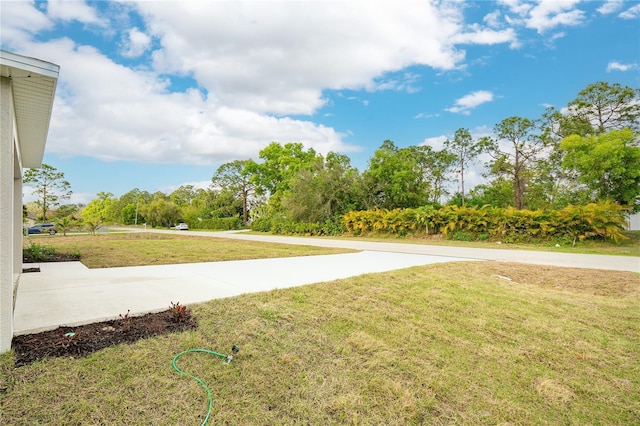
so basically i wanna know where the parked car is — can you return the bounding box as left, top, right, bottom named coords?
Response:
left=175, top=223, right=189, bottom=230
left=27, top=223, right=57, bottom=235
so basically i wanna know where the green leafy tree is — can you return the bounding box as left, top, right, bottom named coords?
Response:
left=118, top=188, right=152, bottom=225
left=565, top=82, right=640, bottom=135
left=254, top=142, right=321, bottom=196
left=561, top=129, right=640, bottom=211
left=23, top=163, right=72, bottom=220
left=483, top=117, right=543, bottom=210
left=82, top=192, right=118, bottom=225
left=281, top=152, right=363, bottom=223
left=170, top=185, right=197, bottom=207
left=140, top=198, right=181, bottom=227
left=54, top=204, right=80, bottom=219
left=535, top=82, right=640, bottom=209
left=212, top=160, right=258, bottom=226
left=209, top=189, right=243, bottom=219
left=444, top=128, right=483, bottom=206
left=364, top=140, right=435, bottom=209
left=465, top=179, right=514, bottom=209
left=55, top=216, right=77, bottom=236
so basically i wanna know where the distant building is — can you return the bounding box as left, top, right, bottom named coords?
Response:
left=0, top=50, right=59, bottom=353
left=629, top=212, right=640, bottom=231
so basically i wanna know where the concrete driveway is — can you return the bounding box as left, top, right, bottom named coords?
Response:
left=14, top=229, right=638, bottom=336
left=15, top=250, right=469, bottom=335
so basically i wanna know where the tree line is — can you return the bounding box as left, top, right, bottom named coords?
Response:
left=24, top=81, right=639, bottom=238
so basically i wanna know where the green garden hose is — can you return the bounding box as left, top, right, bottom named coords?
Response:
left=171, top=346, right=239, bottom=426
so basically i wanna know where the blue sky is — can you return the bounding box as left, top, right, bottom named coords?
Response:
left=1, top=0, right=638, bottom=204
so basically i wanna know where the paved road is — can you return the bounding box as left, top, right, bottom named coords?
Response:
left=118, top=228, right=639, bottom=273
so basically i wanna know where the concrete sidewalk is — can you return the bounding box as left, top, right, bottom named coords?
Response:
left=14, top=251, right=469, bottom=335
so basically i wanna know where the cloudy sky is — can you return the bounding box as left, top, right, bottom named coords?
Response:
left=2, top=0, right=638, bottom=204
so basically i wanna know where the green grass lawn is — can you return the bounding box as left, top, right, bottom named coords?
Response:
left=2, top=259, right=638, bottom=424
left=23, top=233, right=356, bottom=268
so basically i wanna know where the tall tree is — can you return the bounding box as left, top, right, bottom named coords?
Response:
left=483, top=117, right=543, bottom=210
left=212, top=160, right=258, bottom=226
left=364, top=140, right=432, bottom=209
left=170, top=185, right=197, bottom=207
left=443, top=128, right=482, bottom=205
left=23, top=164, right=72, bottom=220
left=140, top=198, right=181, bottom=228
left=117, top=188, right=152, bottom=225
left=566, top=82, right=640, bottom=135
left=561, top=128, right=640, bottom=211
left=408, top=145, right=455, bottom=204
left=254, top=142, right=321, bottom=196
left=281, top=152, right=362, bottom=223
left=81, top=192, right=118, bottom=225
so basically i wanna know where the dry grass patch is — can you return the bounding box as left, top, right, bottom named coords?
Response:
left=483, top=262, right=640, bottom=297
left=533, top=377, right=575, bottom=406
left=2, top=262, right=639, bottom=424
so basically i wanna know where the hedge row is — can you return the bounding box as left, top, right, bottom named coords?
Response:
left=251, top=216, right=345, bottom=236
left=342, top=201, right=629, bottom=243
left=189, top=217, right=242, bottom=231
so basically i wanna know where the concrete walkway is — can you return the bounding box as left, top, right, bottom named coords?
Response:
left=14, top=230, right=638, bottom=336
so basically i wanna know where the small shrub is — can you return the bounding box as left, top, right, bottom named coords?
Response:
left=71, top=246, right=82, bottom=258
left=194, top=217, right=242, bottom=230
left=169, top=302, right=189, bottom=323
left=448, top=230, right=475, bottom=242
left=119, top=310, right=132, bottom=331
left=23, top=242, right=56, bottom=262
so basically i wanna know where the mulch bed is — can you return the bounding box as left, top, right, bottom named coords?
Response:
left=12, top=310, right=197, bottom=367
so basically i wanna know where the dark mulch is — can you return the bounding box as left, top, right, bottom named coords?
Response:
left=12, top=310, right=197, bottom=367
left=22, top=252, right=81, bottom=264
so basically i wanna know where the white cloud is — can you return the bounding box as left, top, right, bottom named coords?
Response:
left=371, top=72, right=422, bottom=93
left=140, top=1, right=472, bottom=115
left=420, top=135, right=448, bottom=150
left=120, top=27, right=152, bottom=58
left=544, top=31, right=567, bottom=48
left=597, top=0, right=623, bottom=15
left=498, top=0, right=534, bottom=17
left=446, top=90, right=494, bottom=115
left=0, top=1, right=53, bottom=49
left=607, top=61, right=638, bottom=72
left=450, top=26, right=518, bottom=47
left=483, top=10, right=503, bottom=28
left=497, top=0, right=585, bottom=34
left=0, top=1, right=565, bottom=170
left=159, top=181, right=211, bottom=196
left=619, top=4, right=640, bottom=19
left=46, top=0, right=106, bottom=26
left=414, top=112, right=440, bottom=119
left=526, top=0, right=585, bottom=34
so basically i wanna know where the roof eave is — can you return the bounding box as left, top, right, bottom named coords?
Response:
left=0, top=50, right=60, bottom=169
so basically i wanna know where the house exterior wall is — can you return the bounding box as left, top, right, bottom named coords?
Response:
left=14, top=153, right=22, bottom=286
left=0, top=76, right=15, bottom=353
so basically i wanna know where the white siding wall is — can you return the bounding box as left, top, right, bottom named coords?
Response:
left=628, top=213, right=640, bottom=231
left=0, top=76, right=15, bottom=352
